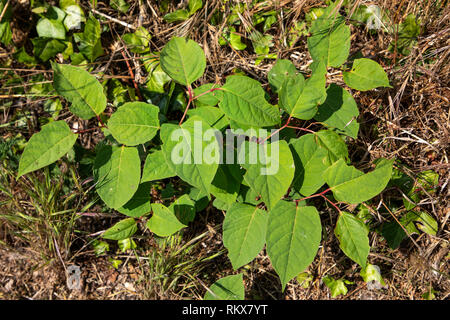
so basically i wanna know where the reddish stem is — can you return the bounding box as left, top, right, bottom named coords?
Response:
left=320, top=194, right=341, bottom=213
left=121, top=50, right=143, bottom=101
left=286, top=125, right=315, bottom=134
left=295, top=187, right=331, bottom=203
left=192, top=87, right=222, bottom=101
left=259, top=116, right=292, bottom=144
left=179, top=86, right=194, bottom=125
left=75, top=125, right=105, bottom=134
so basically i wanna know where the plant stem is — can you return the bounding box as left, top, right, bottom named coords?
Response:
left=179, top=85, right=194, bottom=125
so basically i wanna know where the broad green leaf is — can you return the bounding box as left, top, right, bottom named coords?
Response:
left=223, top=203, right=268, bottom=269
left=266, top=201, right=322, bottom=290
left=219, top=75, right=280, bottom=127
left=108, top=102, right=160, bottom=146
left=315, top=129, right=349, bottom=164
left=93, top=145, right=141, bottom=209
left=242, top=140, right=295, bottom=209
left=279, top=60, right=327, bottom=120
left=160, top=37, right=206, bottom=86
left=141, top=149, right=176, bottom=182
left=322, top=276, right=349, bottom=298
left=122, top=27, right=151, bottom=54
left=117, top=182, right=152, bottom=217
left=18, top=121, right=78, bottom=177
left=169, top=194, right=196, bottom=224
left=147, top=203, right=186, bottom=237
left=335, top=212, right=370, bottom=267
left=268, top=59, right=298, bottom=93
left=36, top=18, right=66, bottom=39
left=314, top=84, right=359, bottom=138
left=32, top=38, right=67, bottom=61
left=52, top=62, right=106, bottom=119
left=192, top=83, right=223, bottom=107
left=325, top=158, right=394, bottom=204
left=290, top=134, right=329, bottom=196
left=163, top=9, right=190, bottom=23
left=307, top=4, right=350, bottom=67
left=160, top=117, right=219, bottom=194
left=204, top=274, right=244, bottom=300
left=62, top=4, right=85, bottom=30
left=102, top=218, right=137, bottom=240
left=210, top=164, right=242, bottom=205
left=343, top=58, right=391, bottom=91
left=73, top=14, right=103, bottom=62
left=229, top=29, right=247, bottom=50
left=188, top=0, right=203, bottom=15
left=187, top=106, right=229, bottom=131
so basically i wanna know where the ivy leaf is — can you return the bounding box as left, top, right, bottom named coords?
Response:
left=314, top=84, right=360, bottom=138
left=242, top=140, right=295, bottom=210
left=335, top=212, right=370, bottom=267
left=117, top=182, right=152, bottom=218
left=187, top=106, right=229, bottom=131
left=18, top=121, right=78, bottom=177
left=279, top=60, right=327, bottom=120
left=307, top=3, right=350, bottom=67
left=160, top=117, right=219, bottom=194
left=93, top=145, right=141, bottom=209
left=343, top=58, right=391, bottom=91
left=219, top=75, right=280, bottom=127
left=160, top=37, right=206, bottom=86
left=315, top=129, right=349, bottom=164
left=168, top=194, right=196, bottom=225
left=223, top=203, right=268, bottom=269
left=141, top=149, right=176, bottom=182
left=204, top=274, right=244, bottom=300
left=290, top=133, right=329, bottom=196
left=268, top=59, right=298, bottom=93
left=52, top=62, right=107, bottom=119
left=108, top=102, right=160, bottom=146
left=266, top=201, right=322, bottom=290
left=36, top=18, right=66, bottom=39
left=147, top=203, right=186, bottom=237
left=102, top=218, right=137, bottom=240
left=32, top=38, right=67, bottom=62
left=325, top=158, right=394, bottom=204
left=73, top=14, right=104, bottom=62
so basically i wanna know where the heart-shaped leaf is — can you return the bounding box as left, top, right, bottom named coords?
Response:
left=343, top=58, right=391, bottom=91
left=147, top=203, right=186, bottom=237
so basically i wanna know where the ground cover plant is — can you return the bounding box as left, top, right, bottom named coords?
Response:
left=0, top=0, right=448, bottom=300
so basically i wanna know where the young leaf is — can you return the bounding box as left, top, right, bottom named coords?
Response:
left=62, top=4, right=85, bottom=30
left=343, top=58, right=391, bottom=91
left=141, top=149, right=176, bottom=182
left=222, top=203, right=268, bottom=269
left=18, top=121, right=78, bottom=177
left=322, top=276, right=350, bottom=298
left=266, top=201, right=322, bottom=290
left=160, top=117, right=219, bottom=194
left=147, top=203, right=186, bottom=237
left=73, top=14, right=104, bottom=62
left=204, top=274, right=244, bottom=300
left=107, top=102, right=160, bottom=146
left=188, top=0, right=203, bottom=15
left=314, top=84, right=360, bottom=138
left=117, top=182, right=152, bottom=218
left=163, top=9, right=190, bottom=23
left=325, top=158, right=394, bottom=204
left=93, top=145, right=141, bottom=209
left=102, top=218, right=137, bottom=240
left=290, top=133, right=329, bottom=196
left=360, top=264, right=386, bottom=286
left=219, top=75, right=280, bottom=127
left=52, top=62, right=106, bottom=119
left=334, top=212, right=370, bottom=267
left=192, top=83, right=223, bottom=107
left=268, top=59, right=298, bottom=93
left=168, top=194, right=196, bottom=225
left=160, top=37, right=206, bottom=86
left=315, top=129, right=349, bottom=164
left=36, top=18, right=66, bottom=39
left=242, top=140, right=295, bottom=210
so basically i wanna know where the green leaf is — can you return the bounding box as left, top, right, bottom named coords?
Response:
left=187, top=106, right=229, bottom=131
left=268, top=59, right=298, bottom=93
left=118, top=238, right=137, bottom=252
left=160, top=37, right=206, bottom=86
left=92, top=239, right=109, bottom=256
left=314, top=84, right=359, bottom=138
left=335, top=212, right=370, bottom=267
left=307, top=4, right=350, bottom=67
left=188, top=0, right=202, bottom=15
left=266, top=201, right=322, bottom=290
left=122, top=27, right=151, bottom=54
left=223, top=203, right=268, bottom=269
left=169, top=194, right=196, bottom=225
left=52, top=62, right=107, bottom=119
left=117, top=182, right=152, bottom=218
left=62, top=4, right=85, bottom=30
left=290, top=133, right=329, bottom=196
left=160, top=117, right=219, bottom=194
left=102, top=218, right=137, bottom=240
left=343, top=58, right=391, bottom=91
left=36, top=18, right=66, bottom=39
left=93, top=145, right=141, bottom=209
left=326, top=158, right=394, bottom=204
left=192, top=83, right=223, bottom=107
left=322, top=276, right=349, bottom=298
left=204, top=274, right=244, bottom=300
left=242, top=140, right=295, bottom=209
left=110, top=0, right=130, bottom=13
left=219, top=75, right=280, bottom=127
left=32, top=38, right=67, bottom=61
left=360, top=264, right=386, bottom=286
left=73, top=14, right=103, bottom=62
left=147, top=203, right=186, bottom=237
left=279, top=60, right=327, bottom=120
left=210, top=164, right=242, bottom=205
left=108, top=102, right=160, bottom=146
left=141, top=149, right=176, bottom=182
left=315, top=129, right=349, bottom=164
left=18, top=121, right=78, bottom=177
left=229, top=29, right=247, bottom=50
left=163, top=9, right=190, bottom=23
